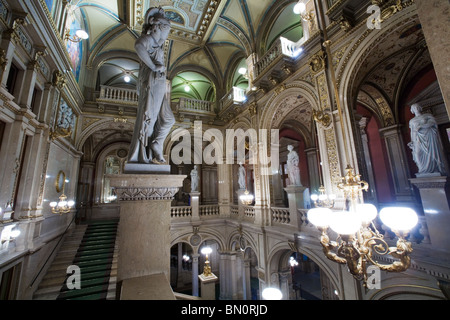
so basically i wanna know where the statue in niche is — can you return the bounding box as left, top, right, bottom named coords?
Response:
left=287, top=145, right=302, bottom=186
left=238, top=163, right=246, bottom=190
left=190, top=165, right=199, bottom=192
left=408, top=103, right=447, bottom=176
left=128, top=7, right=175, bottom=164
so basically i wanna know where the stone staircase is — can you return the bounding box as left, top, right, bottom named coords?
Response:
left=33, top=220, right=119, bottom=300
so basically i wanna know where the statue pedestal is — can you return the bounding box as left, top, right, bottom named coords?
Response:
left=190, top=192, right=201, bottom=221
left=108, top=173, right=186, bottom=294
left=284, top=186, right=310, bottom=228
left=198, top=273, right=218, bottom=300
left=410, top=175, right=450, bottom=252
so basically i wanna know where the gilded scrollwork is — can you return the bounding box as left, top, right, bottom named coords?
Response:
left=309, top=50, right=326, bottom=74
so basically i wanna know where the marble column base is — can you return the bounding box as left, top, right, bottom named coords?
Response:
left=410, top=175, right=450, bottom=252
left=199, top=273, right=218, bottom=300
left=108, top=173, right=186, bottom=289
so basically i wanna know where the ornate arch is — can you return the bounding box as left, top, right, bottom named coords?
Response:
left=337, top=4, right=418, bottom=124
left=76, top=118, right=134, bottom=150
left=260, top=80, right=319, bottom=131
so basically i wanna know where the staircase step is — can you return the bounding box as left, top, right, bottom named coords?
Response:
left=33, top=220, right=119, bottom=300
left=57, top=284, right=110, bottom=300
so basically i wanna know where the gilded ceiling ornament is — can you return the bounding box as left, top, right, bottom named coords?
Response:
left=52, top=70, right=66, bottom=89
left=309, top=50, right=326, bottom=74
left=339, top=16, right=353, bottom=32
left=0, top=49, right=7, bottom=74
left=313, top=109, right=332, bottom=128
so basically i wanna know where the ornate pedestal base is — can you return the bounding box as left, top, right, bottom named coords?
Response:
left=190, top=192, right=201, bottom=221
left=284, top=185, right=310, bottom=228
left=410, top=175, right=450, bottom=252
left=198, top=273, right=218, bottom=300
left=108, top=173, right=186, bottom=296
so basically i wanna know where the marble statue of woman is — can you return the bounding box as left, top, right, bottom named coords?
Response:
left=238, top=163, right=246, bottom=190
left=191, top=165, right=199, bottom=192
left=128, top=7, right=175, bottom=165
left=408, top=103, right=447, bottom=176
left=287, top=145, right=302, bottom=186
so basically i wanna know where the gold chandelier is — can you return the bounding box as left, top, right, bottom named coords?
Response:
left=307, top=166, right=418, bottom=287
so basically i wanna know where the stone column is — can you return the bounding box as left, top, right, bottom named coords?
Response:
left=379, top=125, right=414, bottom=202
left=284, top=185, right=308, bottom=228
left=14, top=127, right=48, bottom=219
left=190, top=191, right=200, bottom=221
left=177, top=243, right=183, bottom=287
left=236, top=189, right=246, bottom=220
left=0, top=29, right=17, bottom=89
left=217, top=160, right=231, bottom=217
left=17, top=59, right=39, bottom=109
left=410, top=176, right=450, bottom=252
left=305, top=147, right=320, bottom=193
left=414, top=0, right=450, bottom=118
left=358, top=117, right=378, bottom=203
left=108, top=174, right=185, bottom=290
left=191, top=253, right=200, bottom=296
left=243, top=258, right=252, bottom=300
left=199, top=273, right=218, bottom=300
left=0, top=120, right=26, bottom=221
left=279, top=272, right=291, bottom=300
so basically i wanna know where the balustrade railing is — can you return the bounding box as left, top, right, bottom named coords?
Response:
left=243, top=206, right=255, bottom=221
left=271, top=207, right=291, bottom=225
left=255, top=36, right=306, bottom=79
left=171, top=206, right=192, bottom=218
left=199, top=205, right=220, bottom=217
left=177, top=97, right=214, bottom=114
left=230, top=205, right=239, bottom=218
left=98, top=85, right=138, bottom=104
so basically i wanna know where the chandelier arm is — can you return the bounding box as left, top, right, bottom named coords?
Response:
left=365, top=237, right=413, bottom=272
left=320, top=231, right=347, bottom=265
left=337, top=241, right=364, bottom=276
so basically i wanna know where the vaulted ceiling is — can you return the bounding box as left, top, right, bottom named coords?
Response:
left=65, top=0, right=302, bottom=100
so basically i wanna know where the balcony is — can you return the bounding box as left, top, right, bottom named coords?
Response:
left=97, top=85, right=138, bottom=106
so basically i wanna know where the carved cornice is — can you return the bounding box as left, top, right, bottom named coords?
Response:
left=114, top=187, right=180, bottom=201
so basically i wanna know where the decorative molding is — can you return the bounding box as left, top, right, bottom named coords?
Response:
left=114, top=187, right=180, bottom=201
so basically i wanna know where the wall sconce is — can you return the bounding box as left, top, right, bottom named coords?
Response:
left=239, top=190, right=254, bottom=205
left=64, top=4, right=89, bottom=43
left=238, top=67, right=249, bottom=80
left=201, top=247, right=213, bottom=277
left=310, top=185, right=336, bottom=208
left=49, top=127, right=72, bottom=141
left=50, top=171, right=75, bottom=215
left=1, top=225, right=21, bottom=244
left=293, top=0, right=315, bottom=22
left=64, top=28, right=89, bottom=43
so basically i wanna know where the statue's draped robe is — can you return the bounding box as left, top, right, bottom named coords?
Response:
left=409, top=113, right=446, bottom=175
left=128, top=34, right=175, bottom=163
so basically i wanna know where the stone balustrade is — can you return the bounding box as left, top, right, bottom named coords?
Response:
left=98, top=85, right=138, bottom=104
left=271, top=207, right=291, bottom=225
left=177, top=97, right=215, bottom=114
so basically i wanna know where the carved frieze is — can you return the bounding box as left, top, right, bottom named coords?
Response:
left=114, top=187, right=180, bottom=201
